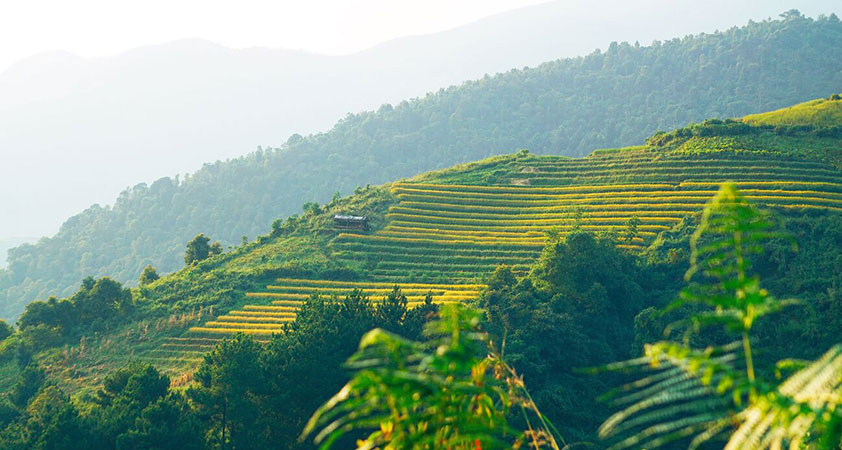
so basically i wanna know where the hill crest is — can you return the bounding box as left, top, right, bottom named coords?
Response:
left=743, top=94, right=842, bottom=127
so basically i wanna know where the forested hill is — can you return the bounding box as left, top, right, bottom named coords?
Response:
left=5, top=105, right=841, bottom=447
left=2, top=11, right=842, bottom=319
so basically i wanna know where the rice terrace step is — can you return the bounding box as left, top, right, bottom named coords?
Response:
left=187, top=278, right=484, bottom=337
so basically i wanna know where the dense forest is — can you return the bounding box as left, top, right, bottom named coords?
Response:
left=2, top=11, right=842, bottom=319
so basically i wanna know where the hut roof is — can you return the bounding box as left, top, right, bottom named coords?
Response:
left=333, top=215, right=368, bottom=221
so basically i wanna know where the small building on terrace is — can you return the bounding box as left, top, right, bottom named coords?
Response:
left=333, top=215, right=369, bottom=231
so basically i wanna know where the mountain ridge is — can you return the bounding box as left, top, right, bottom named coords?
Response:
left=2, top=2, right=840, bottom=239
left=2, top=12, right=842, bottom=320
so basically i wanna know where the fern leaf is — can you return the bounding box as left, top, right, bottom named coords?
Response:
left=724, top=345, right=842, bottom=450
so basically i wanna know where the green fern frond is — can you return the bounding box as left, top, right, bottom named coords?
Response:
left=687, top=183, right=774, bottom=279
left=724, top=345, right=842, bottom=450
left=598, top=341, right=748, bottom=449
left=681, top=183, right=794, bottom=333
left=302, top=305, right=564, bottom=449
left=597, top=183, right=842, bottom=449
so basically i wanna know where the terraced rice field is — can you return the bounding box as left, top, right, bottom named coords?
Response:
left=140, top=337, right=223, bottom=367
left=186, top=278, right=482, bottom=338
left=333, top=151, right=842, bottom=282
left=183, top=149, right=842, bottom=349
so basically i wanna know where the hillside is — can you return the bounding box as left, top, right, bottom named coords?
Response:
left=1, top=107, right=841, bottom=447
left=3, top=12, right=842, bottom=321
left=743, top=94, right=842, bottom=126
left=10, top=110, right=836, bottom=387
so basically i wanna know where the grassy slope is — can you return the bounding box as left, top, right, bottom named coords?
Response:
left=15, top=102, right=842, bottom=398
left=1, top=186, right=394, bottom=399
left=743, top=95, right=842, bottom=127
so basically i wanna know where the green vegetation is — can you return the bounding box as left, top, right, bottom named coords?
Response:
left=597, top=185, right=842, bottom=449
left=184, top=234, right=222, bottom=266
left=0, top=177, right=839, bottom=447
left=161, top=114, right=842, bottom=353
left=0, top=287, right=441, bottom=449
left=178, top=288, right=438, bottom=449
left=4, top=12, right=842, bottom=320
left=4, top=104, right=834, bottom=390
left=11, top=277, right=134, bottom=357
left=303, top=185, right=842, bottom=449
left=302, top=304, right=564, bottom=450
left=0, top=96, right=837, bottom=447
left=187, top=279, right=479, bottom=337
left=744, top=94, right=842, bottom=127
left=646, top=117, right=842, bottom=168
left=0, top=361, right=204, bottom=449
left=331, top=139, right=842, bottom=282
left=138, top=265, right=159, bottom=286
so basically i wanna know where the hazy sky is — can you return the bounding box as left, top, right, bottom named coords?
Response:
left=0, top=0, right=548, bottom=73
left=1, top=0, right=840, bottom=241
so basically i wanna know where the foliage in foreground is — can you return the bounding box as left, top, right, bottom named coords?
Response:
left=598, top=184, right=842, bottom=449
left=303, top=304, right=564, bottom=449
left=479, top=230, right=656, bottom=443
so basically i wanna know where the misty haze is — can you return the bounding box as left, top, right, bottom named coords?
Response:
left=1, top=0, right=842, bottom=448
left=2, top=0, right=838, bottom=239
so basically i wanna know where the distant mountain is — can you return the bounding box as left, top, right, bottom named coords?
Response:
left=2, top=0, right=840, bottom=239
left=2, top=12, right=842, bottom=320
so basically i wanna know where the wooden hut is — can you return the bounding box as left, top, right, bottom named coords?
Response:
left=333, top=215, right=369, bottom=231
